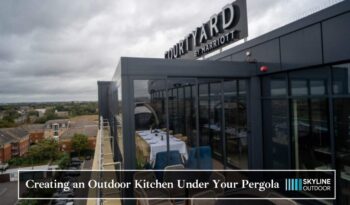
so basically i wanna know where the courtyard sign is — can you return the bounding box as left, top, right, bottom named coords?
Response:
left=164, top=0, right=248, bottom=59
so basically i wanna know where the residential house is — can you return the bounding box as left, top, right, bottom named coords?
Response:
left=59, top=121, right=97, bottom=152
left=22, top=124, right=45, bottom=144
left=35, top=109, right=46, bottom=118
left=55, top=110, right=69, bottom=118
left=44, top=119, right=70, bottom=140
left=0, top=127, right=30, bottom=163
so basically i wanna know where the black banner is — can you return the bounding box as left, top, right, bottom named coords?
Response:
left=18, top=170, right=336, bottom=200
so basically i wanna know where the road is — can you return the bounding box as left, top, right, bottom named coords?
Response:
left=0, top=182, right=18, bottom=205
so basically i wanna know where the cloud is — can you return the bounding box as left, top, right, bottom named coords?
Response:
left=0, top=0, right=339, bottom=103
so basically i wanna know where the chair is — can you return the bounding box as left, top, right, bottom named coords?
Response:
left=266, top=192, right=298, bottom=205
left=186, top=146, right=213, bottom=169
left=180, top=136, right=188, bottom=143
left=154, top=150, right=183, bottom=170
left=153, top=151, right=183, bottom=181
left=133, top=172, right=171, bottom=205
left=163, top=164, right=186, bottom=203
left=208, top=172, right=225, bottom=196
left=190, top=190, right=217, bottom=205
left=164, top=164, right=185, bottom=170
left=174, top=133, right=183, bottom=139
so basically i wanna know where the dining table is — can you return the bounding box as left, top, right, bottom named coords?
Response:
left=136, top=129, right=188, bottom=163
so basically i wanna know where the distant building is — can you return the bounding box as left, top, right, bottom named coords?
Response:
left=0, top=111, right=5, bottom=120
left=35, top=109, right=46, bottom=118
left=59, top=121, right=97, bottom=152
left=44, top=119, right=70, bottom=140
left=22, top=124, right=45, bottom=144
left=14, top=115, right=26, bottom=124
left=0, top=127, right=30, bottom=163
left=55, top=110, right=69, bottom=118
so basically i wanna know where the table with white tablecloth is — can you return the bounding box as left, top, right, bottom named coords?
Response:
left=136, top=130, right=188, bottom=162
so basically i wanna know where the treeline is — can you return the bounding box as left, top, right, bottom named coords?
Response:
left=0, top=108, right=21, bottom=128
left=0, top=102, right=98, bottom=127
left=54, top=101, right=97, bottom=116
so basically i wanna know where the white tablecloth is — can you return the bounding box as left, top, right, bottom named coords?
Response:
left=136, top=130, right=188, bottom=162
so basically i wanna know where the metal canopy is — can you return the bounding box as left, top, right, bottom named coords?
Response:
left=116, top=57, right=257, bottom=78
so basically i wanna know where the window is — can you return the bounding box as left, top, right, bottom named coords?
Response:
left=224, top=80, right=248, bottom=169
left=332, top=63, right=350, bottom=204
left=262, top=74, right=287, bottom=96
left=263, top=100, right=289, bottom=169
left=133, top=78, right=248, bottom=170
left=333, top=63, right=350, bottom=94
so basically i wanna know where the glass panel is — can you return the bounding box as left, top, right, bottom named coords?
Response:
left=334, top=98, right=350, bottom=204
left=133, top=80, right=168, bottom=169
left=116, top=80, right=124, bottom=164
left=290, top=68, right=329, bottom=96
left=224, top=80, right=248, bottom=168
left=291, top=99, right=331, bottom=170
left=262, top=74, right=287, bottom=96
left=333, top=63, right=350, bottom=95
left=263, top=100, right=289, bottom=169
left=184, top=85, right=196, bottom=147
left=168, top=78, right=198, bottom=168
left=199, top=83, right=210, bottom=147
left=209, top=82, right=222, bottom=160
left=198, top=79, right=224, bottom=169
left=310, top=80, right=326, bottom=95
left=291, top=80, right=308, bottom=96
left=238, top=80, right=246, bottom=96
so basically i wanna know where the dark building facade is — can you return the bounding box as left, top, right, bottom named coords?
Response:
left=98, top=0, right=350, bottom=204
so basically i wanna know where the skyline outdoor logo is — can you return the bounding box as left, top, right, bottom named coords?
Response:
left=285, top=178, right=332, bottom=192
left=285, top=178, right=303, bottom=191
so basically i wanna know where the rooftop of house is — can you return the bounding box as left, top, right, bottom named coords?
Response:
left=0, top=127, right=29, bottom=145
left=35, top=108, right=46, bottom=113
left=45, top=119, right=70, bottom=124
left=21, top=124, right=45, bottom=132
left=45, top=119, right=70, bottom=129
left=60, top=124, right=98, bottom=140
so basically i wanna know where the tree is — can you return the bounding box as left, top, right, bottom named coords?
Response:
left=58, top=153, right=70, bottom=169
left=27, top=139, right=60, bottom=162
left=71, top=133, right=89, bottom=157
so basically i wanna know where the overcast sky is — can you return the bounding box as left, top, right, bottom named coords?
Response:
left=0, top=0, right=342, bottom=103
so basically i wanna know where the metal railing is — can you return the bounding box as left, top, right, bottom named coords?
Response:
left=97, top=116, right=122, bottom=205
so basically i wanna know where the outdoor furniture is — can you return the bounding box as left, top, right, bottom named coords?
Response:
left=163, top=164, right=186, bottom=203
left=154, top=150, right=183, bottom=170
left=181, top=136, right=188, bottom=143
left=136, top=134, right=151, bottom=166
left=174, top=134, right=188, bottom=143
left=208, top=172, right=225, bottom=196
left=134, top=171, right=171, bottom=205
left=186, top=146, right=213, bottom=169
left=174, top=134, right=183, bottom=139
left=190, top=190, right=217, bottom=205
left=136, top=130, right=188, bottom=164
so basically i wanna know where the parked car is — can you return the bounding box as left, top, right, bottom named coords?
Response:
left=54, top=199, right=74, bottom=205
left=0, top=163, right=9, bottom=171
left=66, top=167, right=80, bottom=176
left=53, top=189, right=74, bottom=198
left=71, top=157, right=81, bottom=163
left=69, top=161, right=81, bottom=168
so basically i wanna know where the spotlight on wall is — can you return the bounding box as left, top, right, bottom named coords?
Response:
left=260, top=65, right=268, bottom=72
